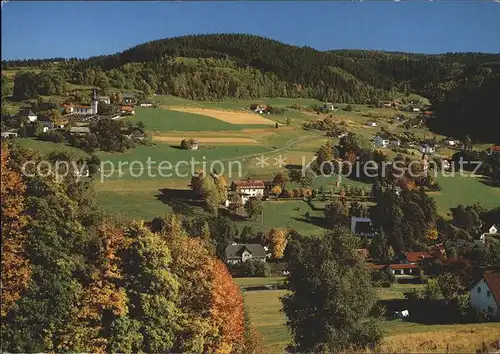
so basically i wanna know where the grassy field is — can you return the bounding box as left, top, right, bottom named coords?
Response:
left=128, top=107, right=272, bottom=131
left=432, top=174, right=500, bottom=217
left=10, top=95, right=497, bottom=225
left=234, top=277, right=285, bottom=288
left=242, top=285, right=500, bottom=353
left=17, top=138, right=89, bottom=158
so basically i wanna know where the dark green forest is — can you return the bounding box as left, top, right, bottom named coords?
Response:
left=2, top=34, right=500, bottom=142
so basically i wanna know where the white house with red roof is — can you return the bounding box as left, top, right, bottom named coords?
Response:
left=470, top=270, right=500, bottom=318
left=230, top=179, right=265, bottom=204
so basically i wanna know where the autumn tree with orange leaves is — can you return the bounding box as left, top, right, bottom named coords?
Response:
left=209, top=259, right=246, bottom=354
left=0, top=144, right=31, bottom=318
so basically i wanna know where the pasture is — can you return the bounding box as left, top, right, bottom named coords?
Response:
left=242, top=286, right=500, bottom=353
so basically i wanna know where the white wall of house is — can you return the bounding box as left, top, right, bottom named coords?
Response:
left=27, top=114, right=37, bottom=122
left=470, top=278, right=499, bottom=317
left=374, top=136, right=388, bottom=148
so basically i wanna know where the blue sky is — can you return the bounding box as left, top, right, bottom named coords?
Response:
left=2, top=1, right=500, bottom=60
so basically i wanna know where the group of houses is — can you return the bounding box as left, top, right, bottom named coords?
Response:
left=1, top=90, right=142, bottom=141
left=62, top=90, right=136, bottom=117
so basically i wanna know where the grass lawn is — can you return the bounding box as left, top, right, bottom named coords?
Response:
left=242, top=285, right=500, bottom=353
left=17, top=138, right=89, bottom=158
left=433, top=174, right=500, bottom=217
left=155, top=95, right=322, bottom=111
left=128, top=107, right=261, bottom=131
left=234, top=277, right=285, bottom=288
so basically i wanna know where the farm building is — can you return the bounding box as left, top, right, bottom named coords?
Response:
left=351, top=217, right=375, bottom=238
left=390, top=139, right=401, bottom=147
left=250, top=104, right=268, bottom=113
left=1, top=129, right=18, bottom=139
left=401, top=251, right=435, bottom=265
left=366, top=121, right=378, bottom=127
left=324, top=102, right=335, bottom=111
left=19, top=109, right=38, bottom=123
left=420, top=143, right=436, bottom=154
left=123, top=92, right=136, bottom=104
left=69, top=126, right=90, bottom=136
left=225, top=244, right=267, bottom=264
left=120, top=106, right=135, bottom=115
left=373, top=135, right=389, bottom=148
left=98, top=96, right=111, bottom=104
left=230, top=179, right=265, bottom=204
left=367, top=263, right=421, bottom=279
left=443, top=138, right=456, bottom=146
left=470, top=270, right=500, bottom=319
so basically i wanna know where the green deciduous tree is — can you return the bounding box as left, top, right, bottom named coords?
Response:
left=282, top=227, right=382, bottom=352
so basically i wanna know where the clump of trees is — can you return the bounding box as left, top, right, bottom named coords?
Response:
left=190, top=170, right=228, bottom=214
left=282, top=227, right=382, bottom=352
left=180, top=138, right=197, bottom=150
left=0, top=143, right=260, bottom=353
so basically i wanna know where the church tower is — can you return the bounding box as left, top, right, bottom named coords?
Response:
left=91, top=89, right=98, bottom=115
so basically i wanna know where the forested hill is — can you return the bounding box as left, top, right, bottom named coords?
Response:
left=2, top=34, right=500, bottom=141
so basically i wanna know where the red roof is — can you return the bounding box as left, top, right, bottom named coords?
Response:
left=492, top=145, right=500, bottom=152
left=73, top=104, right=90, bottom=109
left=405, top=252, right=434, bottom=263
left=367, top=264, right=386, bottom=270
left=232, top=180, right=265, bottom=189
left=390, top=263, right=420, bottom=270
left=121, top=106, right=134, bottom=112
left=484, top=271, right=500, bottom=305
left=367, top=263, right=420, bottom=270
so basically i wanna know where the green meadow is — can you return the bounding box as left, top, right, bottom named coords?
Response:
left=127, top=107, right=271, bottom=131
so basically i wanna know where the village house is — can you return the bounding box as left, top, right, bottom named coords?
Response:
left=69, top=126, right=90, bottom=136
left=1, top=129, right=19, bottom=139
left=190, top=140, right=199, bottom=150
left=19, top=109, right=38, bottom=123
left=390, top=139, right=401, bottom=147
left=65, top=91, right=99, bottom=115
left=366, top=121, right=378, bottom=127
left=225, top=243, right=267, bottom=264
left=128, top=130, right=145, bottom=141
left=420, top=143, right=436, bottom=154
left=442, top=159, right=451, bottom=171
left=350, top=217, right=376, bottom=238
left=443, top=138, right=456, bottom=146
left=140, top=103, right=154, bottom=107
left=98, top=96, right=111, bottom=104
left=230, top=179, right=265, bottom=204
left=409, top=105, right=421, bottom=112
left=470, top=270, right=500, bottom=319
left=324, top=102, right=335, bottom=111
left=401, top=251, right=435, bottom=265
left=368, top=263, right=421, bottom=279
left=373, top=135, right=389, bottom=148
left=123, top=92, right=136, bottom=104
left=120, top=106, right=135, bottom=115
left=478, top=224, right=500, bottom=245
left=250, top=103, right=268, bottom=113
left=487, top=145, right=500, bottom=155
